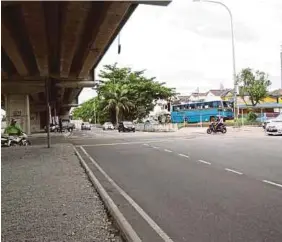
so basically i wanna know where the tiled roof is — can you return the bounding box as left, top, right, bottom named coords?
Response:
left=269, top=89, right=282, bottom=96
left=208, top=89, right=233, bottom=97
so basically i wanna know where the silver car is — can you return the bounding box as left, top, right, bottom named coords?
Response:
left=81, top=122, right=91, bottom=130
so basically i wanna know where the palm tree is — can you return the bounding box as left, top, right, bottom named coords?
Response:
left=103, top=84, right=134, bottom=124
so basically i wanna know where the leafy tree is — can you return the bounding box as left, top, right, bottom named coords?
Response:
left=237, top=68, right=271, bottom=106
left=247, top=111, right=257, bottom=122
left=101, top=84, right=134, bottom=124
left=73, top=64, right=177, bottom=124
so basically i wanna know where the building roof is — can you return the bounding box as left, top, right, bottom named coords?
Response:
left=269, top=89, right=282, bottom=97
left=190, top=92, right=207, bottom=97
left=238, top=103, right=282, bottom=109
left=208, top=89, right=233, bottom=97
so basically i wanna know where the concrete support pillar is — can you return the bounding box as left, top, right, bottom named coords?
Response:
left=5, top=94, right=31, bottom=134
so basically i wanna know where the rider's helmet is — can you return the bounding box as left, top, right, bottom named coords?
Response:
left=11, top=119, right=17, bottom=125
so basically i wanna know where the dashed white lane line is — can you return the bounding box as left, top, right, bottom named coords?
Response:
left=198, top=160, right=211, bottom=165
left=143, top=144, right=149, bottom=146
left=262, top=180, right=282, bottom=188
left=164, top=149, right=173, bottom=153
left=225, top=168, right=243, bottom=175
left=178, top=154, right=190, bottom=159
left=152, top=146, right=159, bottom=149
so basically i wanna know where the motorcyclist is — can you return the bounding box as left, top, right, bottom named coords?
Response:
left=4, top=119, right=23, bottom=136
left=210, top=117, right=217, bottom=131
left=215, top=116, right=224, bottom=130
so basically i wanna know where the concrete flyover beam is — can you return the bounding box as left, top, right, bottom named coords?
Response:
left=60, top=2, right=92, bottom=78
left=137, top=1, right=172, bottom=6
left=1, top=22, right=29, bottom=76
left=78, top=2, right=132, bottom=78
left=21, top=2, right=49, bottom=76
left=56, top=81, right=96, bottom=88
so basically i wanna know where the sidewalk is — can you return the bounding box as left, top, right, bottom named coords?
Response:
left=1, top=144, right=122, bottom=242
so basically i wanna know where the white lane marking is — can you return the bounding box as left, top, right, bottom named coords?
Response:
left=143, top=144, right=149, bottom=146
left=164, top=149, right=172, bottom=153
left=81, top=139, right=178, bottom=147
left=178, top=154, right=190, bottom=159
left=152, top=146, right=159, bottom=149
left=73, top=147, right=141, bottom=242
left=80, top=146, right=174, bottom=242
left=262, top=180, right=282, bottom=188
left=225, top=168, right=243, bottom=175
left=198, top=160, right=211, bottom=165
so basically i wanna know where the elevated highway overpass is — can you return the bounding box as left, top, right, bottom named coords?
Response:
left=1, top=1, right=170, bottom=134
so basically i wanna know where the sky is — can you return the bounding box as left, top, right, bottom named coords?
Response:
left=79, top=0, right=282, bottom=104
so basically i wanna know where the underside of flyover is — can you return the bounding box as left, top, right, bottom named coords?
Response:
left=1, top=1, right=139, bottom=133
left=1, top=1, right=170, bottom=135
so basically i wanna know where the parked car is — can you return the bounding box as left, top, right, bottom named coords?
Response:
left=81, top=122, right=91, bottom=130
left=44, top=123, right=59, bottom=132
left=103, top=122, right=114, bottom=130
left=262, top=113, right=282, bottom=129
left=62, top=119, right=75, bottom=132
left=118, top=121, right=135, bottom=132
left=265, top=120, right=282, bottom=135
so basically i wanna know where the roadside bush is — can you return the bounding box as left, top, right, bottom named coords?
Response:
left=247, top=112, right=257, bottom=122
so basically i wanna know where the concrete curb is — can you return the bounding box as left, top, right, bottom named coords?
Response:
left=73, top=146, right=142, bottom=242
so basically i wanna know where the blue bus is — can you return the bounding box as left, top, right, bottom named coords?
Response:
left=171, top=100, right=234, bottom=123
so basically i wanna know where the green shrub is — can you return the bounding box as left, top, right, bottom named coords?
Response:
left=247, top=112, right=257, bottom=122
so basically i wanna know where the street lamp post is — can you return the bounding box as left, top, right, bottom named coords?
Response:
left=193, top=0, right=238, bottom=119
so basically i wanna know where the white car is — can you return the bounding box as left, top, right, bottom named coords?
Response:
left=265, top=120, right=282, bottom=135
left=103, top=122, right=114, bottom=130
left=263, top=113, right=282, bottom=129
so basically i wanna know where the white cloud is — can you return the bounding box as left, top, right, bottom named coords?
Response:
left=79, top=0, right=282, bottom=102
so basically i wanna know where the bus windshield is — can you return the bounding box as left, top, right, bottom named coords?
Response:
left=223, top=101, right=233, bottom=108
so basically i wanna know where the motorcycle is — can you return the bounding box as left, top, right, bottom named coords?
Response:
left=2, top=133, right=31, bottom=147
left=207, top=123, right=227, bottom=134
left=1, top=135, right=12, bottom=147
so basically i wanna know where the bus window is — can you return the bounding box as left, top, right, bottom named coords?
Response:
left=206, top=102, right=213, bottom=108
left=212, top=101, right=220, bottom=108
left=203, top=102, right=209, bottom=109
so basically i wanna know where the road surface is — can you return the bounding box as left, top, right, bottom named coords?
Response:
left=75, top=131, right=282, bottom=241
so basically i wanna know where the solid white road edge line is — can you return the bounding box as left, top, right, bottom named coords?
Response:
left=198, top=160, right=211, bottom=165
left=262, top=180, right=282, bottom=188
left=178, top=154, right=190, bottom=159
left=224, top=168, right=243, bottom=175
left=164, top=149, right=173, bottom=153
left=73, top=147, right=142, bottom=242
left=80, top=146, right=174, bottom=242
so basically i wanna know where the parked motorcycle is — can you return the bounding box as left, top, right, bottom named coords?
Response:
left=207, top=123, right=227, bottom=134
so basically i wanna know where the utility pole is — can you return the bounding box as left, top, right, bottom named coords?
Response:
left=280, top=45, right=282, bottom=88
left=45, top=77, right=51, bottom=148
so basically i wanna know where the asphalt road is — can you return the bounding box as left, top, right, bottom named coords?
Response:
left=78, top=133, right=282, bottom=242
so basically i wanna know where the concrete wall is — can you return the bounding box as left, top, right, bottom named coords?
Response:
left=5, top=94, right=31, bottom=134
left=30, top=112, right=41, bottom=133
